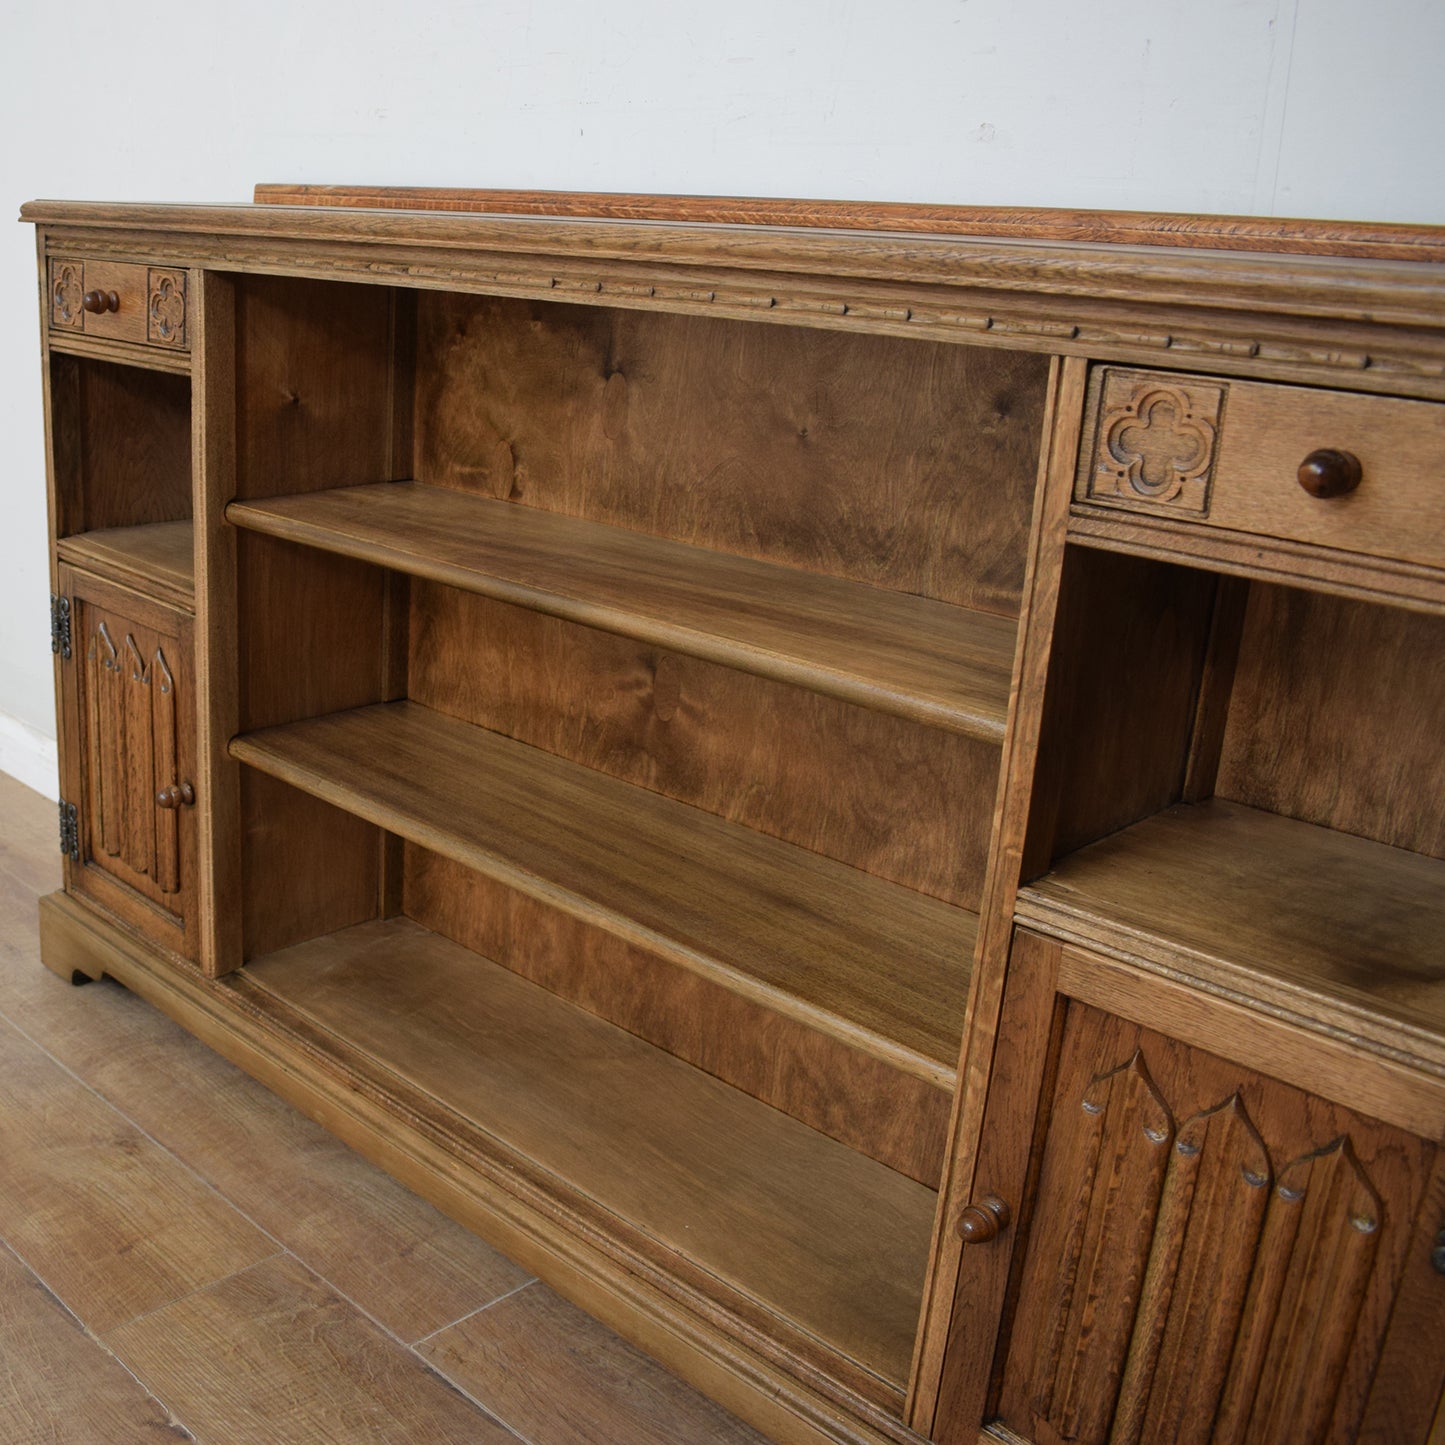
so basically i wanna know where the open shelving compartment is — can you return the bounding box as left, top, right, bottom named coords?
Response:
left=218, top=270, right=1054, bottom=1415
left=1014, top=540, right=1445, bottom=1075
left=49, top=350, right=195, bottom=607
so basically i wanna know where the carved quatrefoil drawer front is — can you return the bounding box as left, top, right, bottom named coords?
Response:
left=45, top=259, right=188, bottom=350
left=1078, top=367, right=1227, bottom=516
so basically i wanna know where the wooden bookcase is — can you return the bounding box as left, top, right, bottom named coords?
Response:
left=25, top=190, right=1445, bottom=1445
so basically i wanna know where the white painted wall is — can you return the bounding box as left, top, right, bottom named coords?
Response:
left=3, top=0, right=1443, bottom=795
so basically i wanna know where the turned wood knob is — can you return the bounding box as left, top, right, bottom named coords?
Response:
left=156, top=782, right=195, bottom=810
left=81, top=289, right=120, bottom=315
left=958, top=1194, right=1011, bottom=1244
left=1297, top=448, right=1362, bottom=499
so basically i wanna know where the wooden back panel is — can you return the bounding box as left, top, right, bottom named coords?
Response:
left=1216, top=585, right=1445, bottom=857
left=234, top=275, right=410, bottom=501
left=49, top=356, right=191, bottom=536
left=408, top=581, right=996, bottom=909
left=414, top=293, right=1048, bottom=616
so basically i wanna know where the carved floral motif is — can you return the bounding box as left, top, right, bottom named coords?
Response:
left=147, top=268, right=187, bottom=346
left=50, top=261, right=84, bottom=330
left=1083, top=368, right=1227, bottom=514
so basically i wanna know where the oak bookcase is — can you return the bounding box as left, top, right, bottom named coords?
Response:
left=25, top=188, right=1445, bottom=1444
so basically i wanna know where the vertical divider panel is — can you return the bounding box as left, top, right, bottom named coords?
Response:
left=909, top=354, right=1087, bottom=1430
left=192, top=269, right=243, bottom=977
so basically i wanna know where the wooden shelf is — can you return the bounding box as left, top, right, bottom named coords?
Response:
left=48, top=329, right=192, bottom=377
left=1016, top=800, right=1445, bottom=1073
left=57, top=520, right=195, bottom=610
left=231, top=701, right=975, bottom=1086
left=238, top=915, right=936, bottom=1393
left=226, top=482, right=1017, bottom=741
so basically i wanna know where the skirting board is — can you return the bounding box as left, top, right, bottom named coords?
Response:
left=0, top=710, right=58, bottom=801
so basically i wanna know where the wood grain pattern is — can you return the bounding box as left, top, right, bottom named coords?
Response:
left=1022, top=547, right=1219, bottom=876
left=231, top=481, right=1020, bottom=741
left=0, top=1014, right=275, bottom=1335
left=1056, top=944, right=1445, bottom=1144
left=0, top=1243, right=185, bottom=1443
left=1201, top=379, right=1445, bottom=570
left=930, top=930, right=1070, bottom=1445
left=1217, top=583, right=1445, bottom=857
left=104, top=1255, right=518, bottom=1444
left=1356, top=1153, right=1445, bottom=1444
left=232, top=701, right=976, bottom=1083
left=993, top=1002, right=1434, bottom=1445
left=38, top=891, right=914, bottom=1445
left=46, top=328, right=192, bottom=376
left=30, top=199, right=1445, bottom=407
left=909, top=355, right=1090, bottom=1432
left=234, top=274, right=403, bottom=501
left=0, top=952, right=532, bottom=1347
left=81, top=261, right=149, bottom=345
left=1065, top=508, right=1445, bottom=615
left=48, top=354, right=191, bottom=537
left=408, top=583, right=997, bottom=907
left=237, top=531, right=389, bottom=732
left=406, top=846, right=952, bottom=1184
left=240, top=770, right=379, bottom=961
left=254, top=186, right=1445, bottom=261
left=236, top=532, right=388, bottom=957
left=56, top=521, right=194, bottom=611
left=61, top=567, right=198, bottom=958
left=241, top=917, right=937, bottom=1389
left=1016, top=1045, right=1174, bottom=1442
left=414, top=291, right=1044, bottom=616
left=1078, top=371, right=1445, bottom=573
left=192, top=269, right=244, bottom=976
left=417, top=1282, right=769, bottom=1445
left=1019, top=801, right=1445, bottom=1074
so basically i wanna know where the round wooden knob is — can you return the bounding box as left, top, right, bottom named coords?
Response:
left=958, top=1194, right=1011, bottom=1244
left=81, top=289, right=120, bottom=315
left=1297, top=448, right=1362, bottom=499
left=156, top=782, right=195, bottom=810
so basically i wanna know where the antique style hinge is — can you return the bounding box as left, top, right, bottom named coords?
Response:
left=50, top=594, right=72, bottom=660
left=58, top=800, right=79, bottom=860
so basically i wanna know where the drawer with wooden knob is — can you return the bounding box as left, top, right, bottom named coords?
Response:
left=1075, top=366, right=1445, bottom=572
left=48, top=258, right=188, bottom=350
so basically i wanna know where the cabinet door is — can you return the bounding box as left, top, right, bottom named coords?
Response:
left=59, top=567, right=198, bottom=959
left=933, top=930, right=1445, bottom=1445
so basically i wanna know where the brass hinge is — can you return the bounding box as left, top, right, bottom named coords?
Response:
left=50, top=594, right=72, bottom=660
left=58, top=800, right=79, bottom=861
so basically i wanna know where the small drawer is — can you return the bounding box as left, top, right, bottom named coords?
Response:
left=49, top=259, right=188, bottom=350
left=1076, top=366, right=1445, bottom=572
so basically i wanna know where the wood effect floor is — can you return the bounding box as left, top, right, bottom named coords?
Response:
left=0, top=770, right=769, bottom=1445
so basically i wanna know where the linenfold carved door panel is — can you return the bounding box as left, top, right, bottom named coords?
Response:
left=58, top=566, right=197, bottom=958
left=934, top=930, right=1444, bottom=1445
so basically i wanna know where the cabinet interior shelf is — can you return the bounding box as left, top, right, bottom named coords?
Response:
left=231, top=700, right=975, bottom=1086
left=1016, top=799, right=1445, bottom=1072
left=226, top=482, right=1016, bottom=741
left=236, top=915, right=935, bottom=1396
left=56, top=520, right=195, bottom=609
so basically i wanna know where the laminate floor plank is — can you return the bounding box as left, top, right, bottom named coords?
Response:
left=0, top=777, right=533, bottom=1343
left=104, top=1254, right=521, bottom=1445
left=77, top=1000, right=533, bottom=1343
left=0, top=1242, right=188, bottom=1443
left=0, top=771, right=769, bottom=1441
left=419, top=1281, right=770, bottom=1445
left=0, top=1013, right=278, bottom=1334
